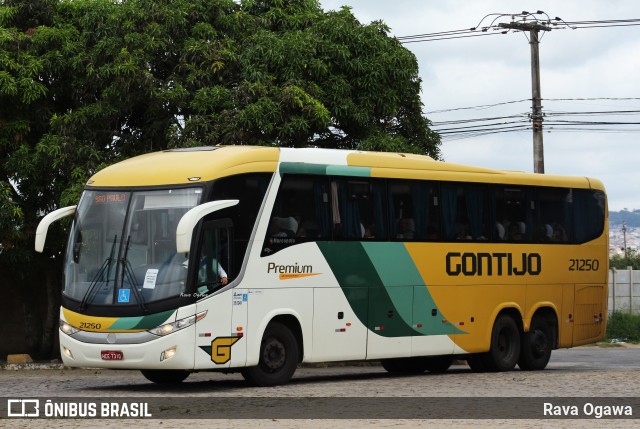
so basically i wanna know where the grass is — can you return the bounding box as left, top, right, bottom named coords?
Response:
left=605, top=311, right=640, bottom=342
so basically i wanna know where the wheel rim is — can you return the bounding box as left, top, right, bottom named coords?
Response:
left=497, top=326, right=517, bottom=360
left=530, top=329, right=548, bottom=358
left=262, top=337, right=286, bottom=372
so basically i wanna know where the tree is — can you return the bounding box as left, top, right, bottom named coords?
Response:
left=610, top=249, right=640, bottom=270
left=0, top=0, right=440, bottom=359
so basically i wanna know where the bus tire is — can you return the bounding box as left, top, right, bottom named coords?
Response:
left=241, top=322, right=299, bottom=386
left=484, top=314, right=521, bottom=372
left=140, top=370, right=190, bottom=384
left=518, top=317, right=553, bottom=371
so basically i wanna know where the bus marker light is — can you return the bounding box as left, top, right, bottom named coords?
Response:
left=335, top=328, right=346, bottom=333
left=374, top=326, right=384, bottom=331
left=63, top=347, right=74, bottom=360
left=198, top=333, right=211, bottom=337
left=346, top=323, right=352, bottom=327
left=236, top=326, right=243, bottom=332
left=160, top=346, right=177, bottom=362
left=442, top=319, right=448, bottom=323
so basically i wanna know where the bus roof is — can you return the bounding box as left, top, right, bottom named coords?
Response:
left=86, top=146, right=604, bottom=191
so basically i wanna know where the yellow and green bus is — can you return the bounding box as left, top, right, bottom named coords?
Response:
left=35, top=146, right=608, bottom=385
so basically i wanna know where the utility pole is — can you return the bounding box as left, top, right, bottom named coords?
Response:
left=622, top=221, right=628, bottom=263
left=498, top=20, right=551, bottom=174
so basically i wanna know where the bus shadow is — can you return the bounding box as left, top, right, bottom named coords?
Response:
left=85, top=366, right=472, bottom=394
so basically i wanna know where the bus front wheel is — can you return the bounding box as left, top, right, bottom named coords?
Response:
left=140, top=369, right=190, bottom=384
left=241, top=322, right=299, bottom=386
left=518, top=317, right=553, bottom=370
left=484, top=314, right=521, bottom=371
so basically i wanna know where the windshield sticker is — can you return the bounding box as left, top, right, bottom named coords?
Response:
left=143, top=269, right=159, bottom=289
left=94, top=193, right=127, bottom=204
left=117, top=289, right=131, bottom=303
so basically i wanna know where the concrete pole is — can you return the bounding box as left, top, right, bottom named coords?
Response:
left=529, top=29, right=544, bottom=174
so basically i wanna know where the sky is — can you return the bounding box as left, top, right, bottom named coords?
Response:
left=319, top=0, right=640, bottom=212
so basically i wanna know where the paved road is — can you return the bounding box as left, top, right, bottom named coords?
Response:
left=2, top=347, right=639, bottom=427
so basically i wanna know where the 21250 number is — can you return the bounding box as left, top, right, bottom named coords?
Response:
left=569, top=259, right=600, bottom=271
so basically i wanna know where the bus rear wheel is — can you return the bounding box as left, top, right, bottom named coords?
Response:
left=484, top=314, right=521, bottom=372
left=518, top=316, right=553, bottom=370
left=241, top=322, right=299, bottom=386
left=140, top=370, right=190, bottom=384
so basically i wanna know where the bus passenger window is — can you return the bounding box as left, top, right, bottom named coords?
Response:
left=332, top=179, right=386, bottom=241
left=442, top=184, right=489, bottom=241
left=494, top=186, right=531, bottom=242
left=262, top=175, right=330, bottom=256
left=535, top=187, right=571, bottom=243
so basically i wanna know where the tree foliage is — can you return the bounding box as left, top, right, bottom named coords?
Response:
left=610, top=248, right=640, bottom=270
left=0, top=0, right=440, bottom=357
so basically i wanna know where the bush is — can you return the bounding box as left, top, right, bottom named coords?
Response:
left=606, top=311, right=640, bottom=342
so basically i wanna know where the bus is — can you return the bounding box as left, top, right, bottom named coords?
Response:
left=35, top=146, right=608, bottom=385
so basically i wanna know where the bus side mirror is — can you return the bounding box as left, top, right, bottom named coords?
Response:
left=175, top=200, right=239, bottom=254
left=34, top=205, right=77, bottom=253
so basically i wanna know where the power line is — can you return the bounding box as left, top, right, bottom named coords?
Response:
left=430, top=100, right=640, bottom=141
left=426, top=99, right=530, bottom=114
left=406, top=11, right=640, bottom=152
left=397, top=18, right=640, bottom=43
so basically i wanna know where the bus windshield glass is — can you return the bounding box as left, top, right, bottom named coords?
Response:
left=63, top=188, right=202, bottom=308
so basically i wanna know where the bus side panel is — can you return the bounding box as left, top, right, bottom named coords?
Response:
left=244, top=288, right=314, bottom=367
left=425, top=283, right=526, bottom=354
left=310, top=287, right=368, bottom=362
left=366, top=285, right=412, bottom=359
left=194, top=290, right=234, bottom=369
left=572, top=284, right=607, bottom=346
left=230, top=288, right=249, bottom=367
left=559, top=284, right=575, bottom=348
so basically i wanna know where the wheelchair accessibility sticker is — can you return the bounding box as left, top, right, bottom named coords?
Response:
left=118, top=289, right=131, bottom=303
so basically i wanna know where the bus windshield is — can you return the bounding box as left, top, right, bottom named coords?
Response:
left=63, top=188, right=202, bottom=309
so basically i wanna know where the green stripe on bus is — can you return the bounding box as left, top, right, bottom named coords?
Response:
left=317, top=241, right=418, bottom=337
left=108, top=316, right=144, bottom=330
left=279, top=163, right=329, bottom=176
left=130, top=310, right=175, bottom=330
left=107, top=310, right=174, bottom=331
left=279, top=162, right=371, bottom=177
left=326, top=165, right=371, bottom=177
left=361, top=242, right=463, bottom=335
left=318, top=241, right=463, bottom=337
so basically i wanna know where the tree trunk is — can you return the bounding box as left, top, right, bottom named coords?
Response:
left=39, top=269, right=61, bottom=358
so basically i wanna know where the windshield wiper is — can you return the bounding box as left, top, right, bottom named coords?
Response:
left=80, top=234, right=117, bottom=310
left=119, top=235, right=148, bottom=313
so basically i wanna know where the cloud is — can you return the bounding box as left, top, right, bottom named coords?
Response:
left=320, top=0, right=640, bottom=211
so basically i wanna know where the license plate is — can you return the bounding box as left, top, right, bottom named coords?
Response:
left=101, top=350, right=123, bottom=361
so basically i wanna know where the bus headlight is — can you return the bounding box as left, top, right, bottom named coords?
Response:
left=59, top=320, right=79, bottom=336
left=148, top=311, right=207, bottom=337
